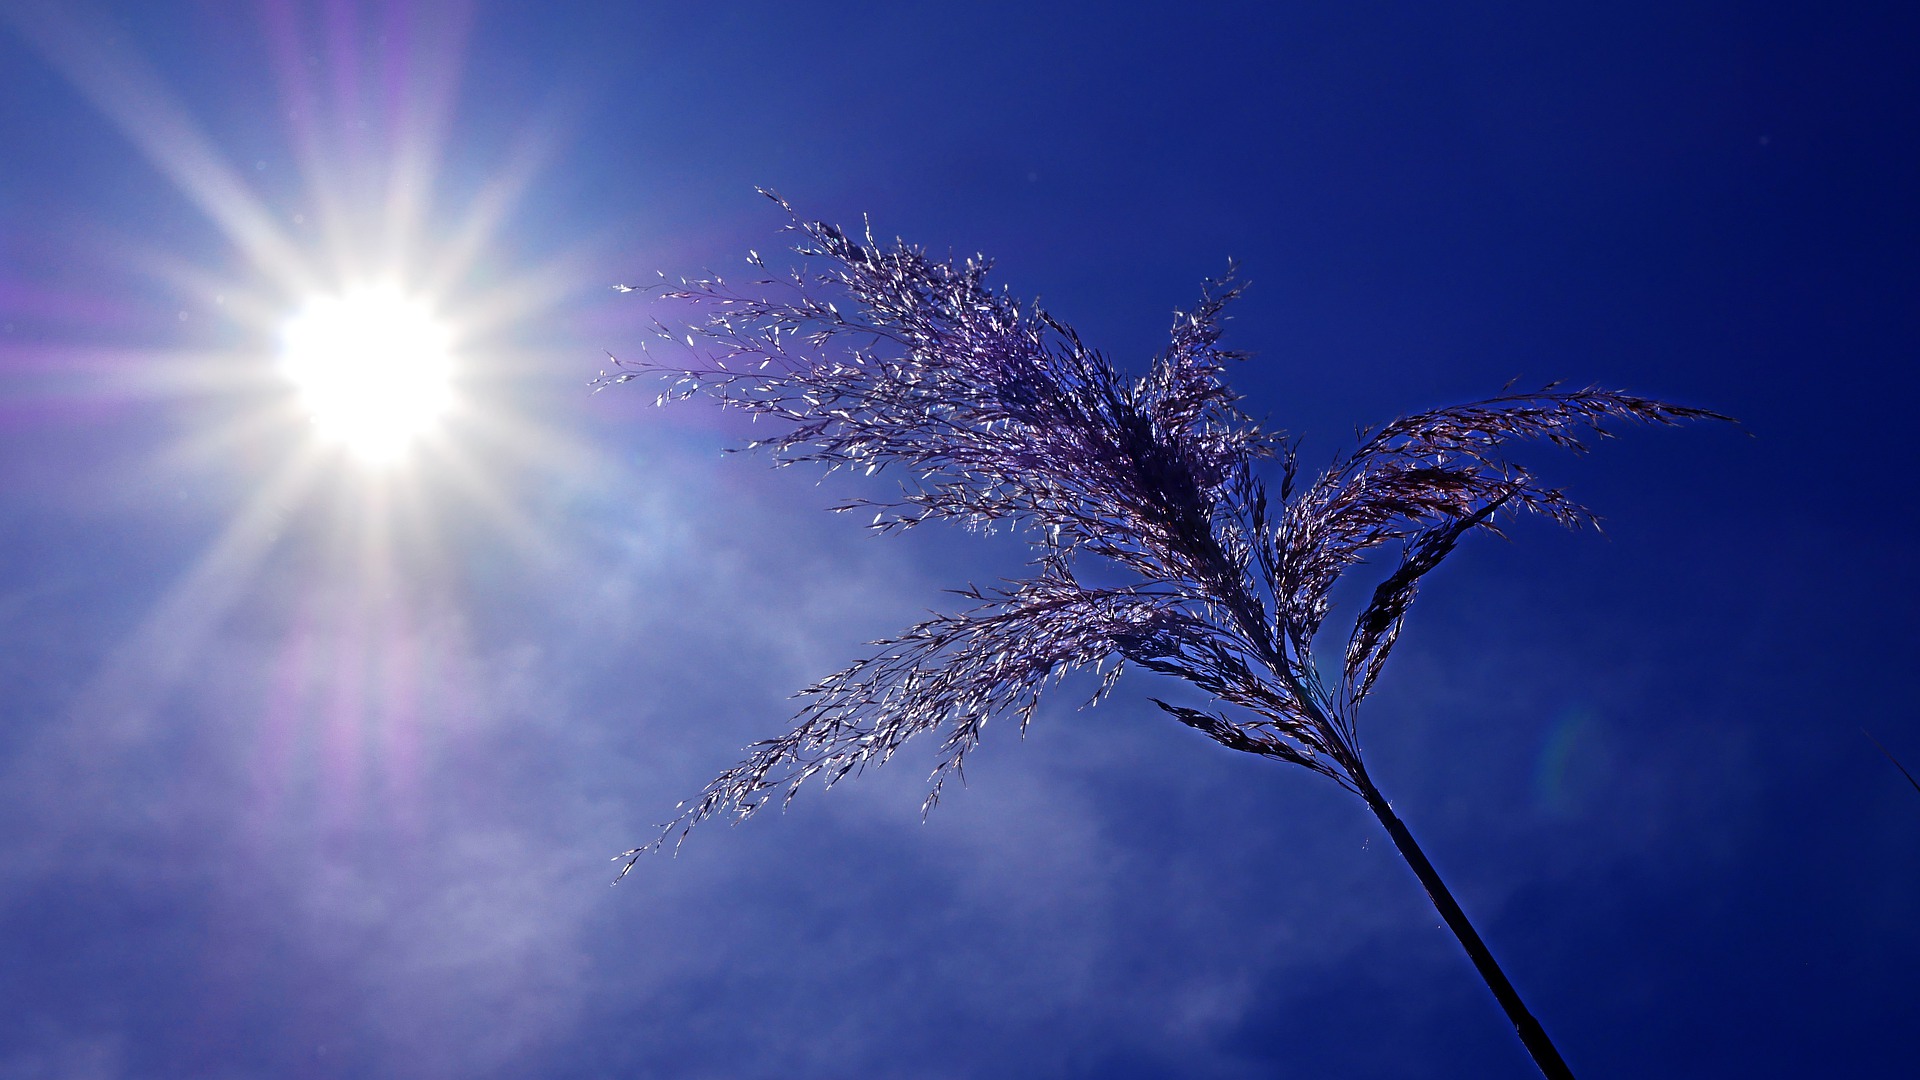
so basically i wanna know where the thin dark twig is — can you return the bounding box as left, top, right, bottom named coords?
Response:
left=1864, top=729, right=1920, bottom=796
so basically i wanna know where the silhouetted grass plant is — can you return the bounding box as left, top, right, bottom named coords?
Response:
left=602, top=191, right=1731, bottom=1079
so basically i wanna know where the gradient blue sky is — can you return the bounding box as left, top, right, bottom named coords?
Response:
left=1, top=3, right=1916, bottom=1077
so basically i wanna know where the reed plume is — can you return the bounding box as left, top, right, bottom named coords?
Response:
left=602, top=191, right=1731, bottom=1078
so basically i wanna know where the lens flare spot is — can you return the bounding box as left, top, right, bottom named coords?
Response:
left=280, top=285, right=452, bottom=462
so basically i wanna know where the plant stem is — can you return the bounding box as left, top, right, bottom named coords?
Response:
left=1356, top=777, right=1576, bottom=1080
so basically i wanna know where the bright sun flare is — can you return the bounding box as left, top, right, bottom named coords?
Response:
left=280, top=284, right=453, bottom=463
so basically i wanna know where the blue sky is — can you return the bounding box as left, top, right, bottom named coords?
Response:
left=1, top=2, right=1916, bottom=1077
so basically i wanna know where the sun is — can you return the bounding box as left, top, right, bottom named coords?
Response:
left=279, top=284, right=454, bottom=463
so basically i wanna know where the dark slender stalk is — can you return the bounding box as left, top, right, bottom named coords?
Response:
left=1864, top=728, right=1920, bottom=796
left=1356, top=777, right=1576, bottom=1080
